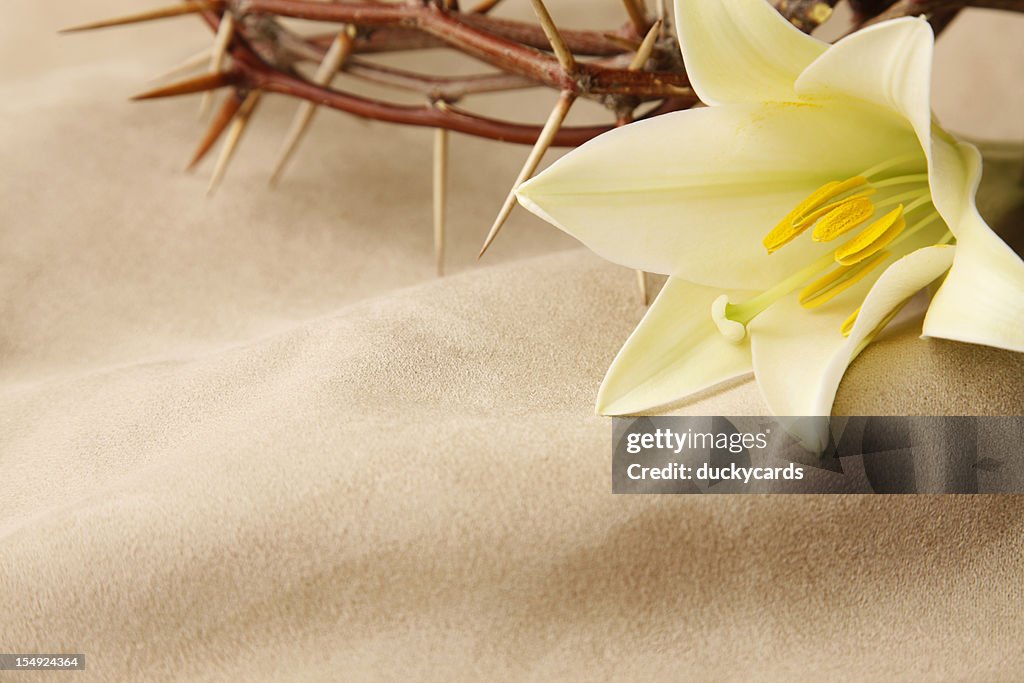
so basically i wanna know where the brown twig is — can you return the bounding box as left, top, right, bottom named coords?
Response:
left=68, top=0, right=1024, bottom=264
left=858, top=0, right=1024, bottom=28
left=344, top=59, right=536, bottom=100
left=258, top=3, right=636, bottom=56
left=239, top=1, right=688, bottom=97
left=243, top=55, right=690, bottom=146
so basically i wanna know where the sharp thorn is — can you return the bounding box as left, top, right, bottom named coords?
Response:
left=433, top=127, right=449, bottom=277
left=131, top=71, right=234, bottom=100
left=269, top=30, right=354, bottom=186
left=628, top=19, right=661, bottom=71
left=147, top=47, right=213, bottom=84
left=470, top=0, right=504, bottom=12
left=199, top=93, right=212, bottom=119
left=602, top=33, right=642, bottom=51
left=620, top=0, right=649, bottom=35
left=60, top=1, right=217, bottom=33
left=528, top=0, right=576, bottom=74
left=479, top=91, right=575, bottom=258
left=636, top=270, right=648, bottom=306
left=201, top=11, right=235, bottom=119
left=268, top=102, right=317, bottom=187
left=188, top=91, right=243, bottom=170
left=207, top=90, right=261, bottom=196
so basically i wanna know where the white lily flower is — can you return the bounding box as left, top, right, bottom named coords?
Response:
left=516, top=0, right=1024, bottom=449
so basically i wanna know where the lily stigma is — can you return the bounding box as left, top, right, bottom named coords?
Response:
left=713, top=153, right=949, bottom=344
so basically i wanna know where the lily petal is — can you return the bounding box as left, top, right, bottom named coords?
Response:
left=518, top=102, right=920, bottom=290
left=749, top=290, right=854, bottom=450
left=924, top=128, right=977, bottom=233
left=837, top=244, right=956, bottom=379
left=752, top=237, right=951, bottom=418
left=597, top=278, right=755, bottom=415
left=923, top=142, right=1024, bottom=352
left=923, top=233, right=1024, bottom=352
left=675, top=0, right=825, bottom=106
left=750, top=245, right=955, bottom=450
left=749, top=288, right=863, bottom=419
left=795, top=18, right=933, bottom=141
left=796, top=19, right=962, bottom=227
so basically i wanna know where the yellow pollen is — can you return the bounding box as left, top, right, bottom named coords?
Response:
left=840, top=306, right=860, bottom=337
left=811, top=196, right=875, bottom=242
left=795, top=189, right=878, bottom=230
left=762, top=176, right=869, bottom=254
left=799, top=250, right=889, bottom=309
left=834, top=206, right=906, bottom=265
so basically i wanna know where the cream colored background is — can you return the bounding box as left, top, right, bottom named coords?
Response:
left=1, top=2, right=1023, bottom=681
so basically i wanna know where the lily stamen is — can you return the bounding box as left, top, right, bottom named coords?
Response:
left=902, top=194, right=933, bottom=214
left=873, top=188, right=928, bottom=210
left=856, top=152, right=923, bottom=180
left=712, top=156, right=950, bottom=343
left=811, top=196, right=875, bottom=242
left=840, top=306, right=861, bottom=337
left=834, top=206, right=905, bottom=265
left=887, top=211, right=943, bottom=251
left=799, top=251, right=890, bottom=308
left=762, top=176, right=872, bottom=253
left=871, top=173, right=930, bottom=189
left=762, top=161, right=929, bottom=256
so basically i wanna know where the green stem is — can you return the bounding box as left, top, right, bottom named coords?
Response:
left=726, top=249, right=839, bottom=325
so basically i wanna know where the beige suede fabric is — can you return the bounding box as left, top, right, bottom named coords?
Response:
left=1, top=3, right=1023, bottom=681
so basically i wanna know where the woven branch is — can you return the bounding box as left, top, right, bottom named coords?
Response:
left=63, top=0, right=1024, bottom=272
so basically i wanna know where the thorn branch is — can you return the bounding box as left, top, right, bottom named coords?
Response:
left=208, top=90, right=262, bottom=195
left=433, top=126, right=450, bottom=276
left=636, top=270, right=648, bottom=306
left=620, top=0, right=649, bottom=34
left=59, top=1, right=219, bottom=33
left=269, top=28, right=355, bottom=186
left=201, top=11, right=236, bottom=118
left=528, top=0, right=577, bottom=74
left=188, top=91, right=244, bottom=170
left=131, top=71, right=236, bottom=100
left=628, top=19, right=661, bottom=71
left=470, top=0, right=505, bottom=12
left=148, top=47, right=214, bottom=84
left=479, top=90, right=576, bottom=257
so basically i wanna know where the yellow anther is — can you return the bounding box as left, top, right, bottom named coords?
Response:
left=762, top=176, right=869, bottom=254
left=792, top=176, right=870, bottom=224
left=799, top=250, right=889, bottom=309
left=824, top=175, right=868, bottom=199
left=763, top=184, right=837, bottom=253
left=840, top=306, right=860, bottom=337
left=811, top=196, right=875, bottom=242
left=794, top=188, right=877, bottom=231
left=834, top=206, right=906, bottom=265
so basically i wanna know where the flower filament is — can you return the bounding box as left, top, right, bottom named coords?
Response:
left=713, top=154, right=951, bottom=341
